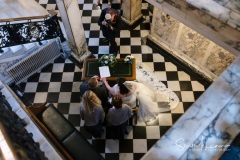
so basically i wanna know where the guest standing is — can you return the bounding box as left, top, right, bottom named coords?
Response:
left=98, top=8, right=121, bottom=56
left=107, top=95, right=132, bottom=139
left=80, top=91, right=105, bottom=138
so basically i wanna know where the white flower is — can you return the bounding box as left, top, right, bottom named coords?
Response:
left=124, top=58, right=128, bottom=62
left=104, top=60, right=108, bottom=64
left=104, top=56, right=109, bottom=59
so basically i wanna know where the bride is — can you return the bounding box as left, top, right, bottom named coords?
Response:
left=101, top=63, right=179, bottom=124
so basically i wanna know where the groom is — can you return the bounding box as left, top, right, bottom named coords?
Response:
left=79, top=75, right=110, bottom=113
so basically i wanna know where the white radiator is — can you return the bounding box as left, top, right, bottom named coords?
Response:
left=6, top=39, right=62, bottom=84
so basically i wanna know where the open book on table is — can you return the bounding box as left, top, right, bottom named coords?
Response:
left=99, top=66, right=111, bottom=78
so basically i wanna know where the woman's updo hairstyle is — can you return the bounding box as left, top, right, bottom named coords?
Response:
left=117, top=77, right=130, bottom=95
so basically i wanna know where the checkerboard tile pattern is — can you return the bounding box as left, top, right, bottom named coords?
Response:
left=11, top=0, right=208, bottom=160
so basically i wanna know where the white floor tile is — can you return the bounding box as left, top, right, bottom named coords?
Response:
left=52, top=64, right=64, bottom=72
left=165, top=62, right=178, bottom=71
left=141, top=45, right=152, bottom=53
left=39, top=73, right=51, bottom=82
left=58, top=92, right=72, bottom=103
left=24, top=82, right=38, bottom=92
left=130, top=38, right=142, bottom=45
left=181, top=91, right=195, bottom=102
left=48, top=82, right=61, bottom=92
left=146, top=126, right=160, bottom=139
left=133, top=139, right=147, bottom=153
left=88, top=38, right=100, bottom=46
left=72, top=82, right=81, bottom=92
left=119, top=153, right=133, bottom=160
left=167, top=81, right=181, bottom=91
left=157, top=113, right=173, bottom=126
left=62, top=73, right=74, bottom=82
left=178, top=71, right=191, bottom=81
left=120, top=30, right=131, bottom=37
left=171, top=102, right=184, bottom=113
left=33, top=92, right=48, bottom=103
left=191, top=81, right=205, bottom=91
left=69, top=103, right=80, bottom=114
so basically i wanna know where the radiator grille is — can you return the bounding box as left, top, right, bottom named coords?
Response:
left=6, top=39, right=61, bottom=84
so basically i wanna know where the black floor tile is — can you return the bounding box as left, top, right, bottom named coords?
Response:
left=57, top=103, right=70, bottom=114
left=171, top=114, right=183, bottom=124
left=60, top=82, right=73, bottom=92
left=74, top=72, right=82, bottom=82
left=89, top=31, right=101, bottom=38
left=166, top=72, right=179, bottom=81
left=68, top=115, right=81, bottom=126
left=105, top=153, right=119, bottom=160
left=153, top=62, right=165, bottom=71
left=92, top=139, right=106, bottom=153
left=36, top=82, right=49, bottom=92
left=46, top=92, right=60, bottom=103
left=132, top=126, right=146, bottom=139
left=142, top=54, right=153, bottom=62
left=119, top=139, right=133, bottom=153
left=50, top=73, right=63, bottom=82
left=120, top=38, right=131, bottom=45
left=179, top=81, right=193, bottom=91
left=159, top=126, right=171, bottom=136
left=63, top=63, right=76, bottom=72
left=147, top=139, right=159, bottom=150
left=133, top=153, right=145, bottom=160
left=71, top=92, right=81, bottom=103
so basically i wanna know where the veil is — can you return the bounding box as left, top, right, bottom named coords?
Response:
left=123, top=63, right=179, bottom=124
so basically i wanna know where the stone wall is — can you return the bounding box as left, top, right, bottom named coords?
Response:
left=148, top=7, right=236, bottom=79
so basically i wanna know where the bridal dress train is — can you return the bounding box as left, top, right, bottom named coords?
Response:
left=124, top=63, right=179, bottom=124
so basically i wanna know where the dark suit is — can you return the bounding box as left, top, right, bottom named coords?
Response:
left=79, top=82, right=110, bottom=113
left=98, top=8, right=121, bottom=54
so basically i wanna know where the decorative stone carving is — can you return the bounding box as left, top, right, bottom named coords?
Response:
left=149, top=7, right=236, bottom=78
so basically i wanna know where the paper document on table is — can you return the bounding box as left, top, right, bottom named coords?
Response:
left=99, top=66, right=111, bottom=78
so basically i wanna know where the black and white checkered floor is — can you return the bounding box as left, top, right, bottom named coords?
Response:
left=12, top=0, right=209, bottom=159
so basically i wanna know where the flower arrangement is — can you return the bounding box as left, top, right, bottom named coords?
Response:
left=124, top=55, right=134, bottom=64
left=98, top=54, right=117, bottom=67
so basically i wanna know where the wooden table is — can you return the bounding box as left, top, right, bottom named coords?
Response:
left=82, top=58, right=136, bottom=81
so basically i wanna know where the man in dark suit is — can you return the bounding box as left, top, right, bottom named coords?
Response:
left=98, top=8, right=121, bottom=56
left=79, top=76, right=110, bottom=113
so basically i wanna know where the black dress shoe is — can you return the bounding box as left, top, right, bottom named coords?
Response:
left=102, top=38, right=109, bottom=42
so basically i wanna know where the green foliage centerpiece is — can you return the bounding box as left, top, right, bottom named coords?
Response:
left=98, top=54, right=117, bottom=67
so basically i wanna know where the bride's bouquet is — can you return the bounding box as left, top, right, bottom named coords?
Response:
left=124, top=55, right=134, bottom=64
left=98, top=54, right=117, bottom=67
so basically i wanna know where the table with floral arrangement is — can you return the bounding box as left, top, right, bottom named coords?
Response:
left=81, top=55, right=136, bottom=80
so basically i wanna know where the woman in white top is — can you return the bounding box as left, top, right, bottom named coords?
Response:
left=101, top=77, right=137, bottom=108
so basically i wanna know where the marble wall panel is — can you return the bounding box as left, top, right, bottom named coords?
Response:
left=177, top=25, right=210, bottom=62
left=150, top=7, right=236, bottom=77
left=205, top=45, right=236, bottom=75
left=146, top=0, right=240, bottom=56
left=151, top=11, right=179, bottom=47
left=180, top=89, right=240, bottom=160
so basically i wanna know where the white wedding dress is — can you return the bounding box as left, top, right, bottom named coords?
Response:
left=123, top=64, right=179, bottom=123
